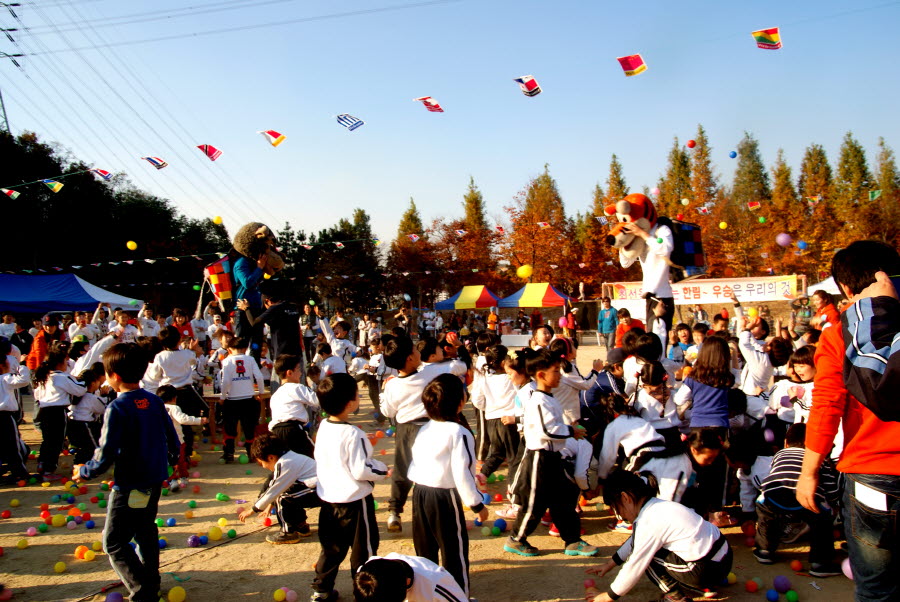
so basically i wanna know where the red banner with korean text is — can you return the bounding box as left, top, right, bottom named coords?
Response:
left=606, top=275, right=798, bottom=305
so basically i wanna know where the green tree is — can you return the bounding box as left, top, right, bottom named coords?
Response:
left=386, top=198, right=439, bottom=308
left=603, top=154, right=629, bottom=205
left=797, top=143, right=833, bottom=201
left=731, top=132, right=771, bottom=208
left=871, top=137, right=900, bottom=243
left=657, top=137, right=692, bottom=218
left=688, top=125, right=718, bottom=225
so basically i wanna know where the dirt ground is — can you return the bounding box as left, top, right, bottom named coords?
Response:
left=0, top=344, right=856, bottom=602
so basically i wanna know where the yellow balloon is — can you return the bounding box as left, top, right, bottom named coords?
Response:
left=168, top=585, right=187, bottom=602
left=516, top=264, right=533, bottom=279
left=718, top=222, right=728, bottom=230
left=126, top=240, right=138, bottom=251
left=212, top=216, right=223, bottom=225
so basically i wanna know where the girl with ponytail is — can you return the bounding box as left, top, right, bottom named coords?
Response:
left=33, top=349, right=86, bottom=478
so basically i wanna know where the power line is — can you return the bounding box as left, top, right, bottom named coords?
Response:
left=21, top=0, right=465, bottom=56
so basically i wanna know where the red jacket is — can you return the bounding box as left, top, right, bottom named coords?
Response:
left=614, top=319, right=645, bottom=348
left=814, top=304, right=839, bottom=329
left=26, top=329, right=60, bottom=371
left=807, top=321, right=900, bottom=475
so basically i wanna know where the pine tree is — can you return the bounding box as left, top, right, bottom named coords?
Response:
left=869, top=137, right=900, bottom=243
left=833, top=132, right=873, bottom=238
left=797, top=143, right=833, bottom=201
left=580, top=183, right=637, bottom=290
left=386, top=198, right=439, bottom=306
left=731, top=132, right=771, bottom=208
left=603, top=155, right=629, bottom=205
left=657, top=137, right=692, bottom=218
left=396, top=197, right=425, bottom=237
left=688, top=125, right=718, bottom=225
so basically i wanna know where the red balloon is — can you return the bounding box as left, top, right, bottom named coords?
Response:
left=676, top=213, right=684, bottom=220
left=687, top=139, right=697, bottom=148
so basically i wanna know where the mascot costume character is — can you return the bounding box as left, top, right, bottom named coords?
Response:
left=231, top=223, right=284, bottom=357
left=604, top=193, right=677, bottom=347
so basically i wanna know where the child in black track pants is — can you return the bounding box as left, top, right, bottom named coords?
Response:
left=239, top=434, right=320, bottom=544
left=504, top=348, right=598, bottom=558
left=408, top=374, right=488, bottom=597
left=220, top=337, right=264, bottom=462
left=0, top=355, right=31, bottom=481
left=311, top=373, right=388, bottom=602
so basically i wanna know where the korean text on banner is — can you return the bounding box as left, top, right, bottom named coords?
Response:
left=608, top=275, right=798, bottom=305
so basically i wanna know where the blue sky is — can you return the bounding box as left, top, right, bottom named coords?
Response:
left=2, top=0, right=899, bottom=240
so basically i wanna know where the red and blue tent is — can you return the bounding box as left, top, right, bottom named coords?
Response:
left=498, top=282, right=572, bottom=308
left=435, top=285, right=500, bottom=310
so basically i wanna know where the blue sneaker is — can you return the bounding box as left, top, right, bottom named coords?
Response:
left=564, top=540, right=599, bottom=557
left=504, top=536, right=538, bottom=557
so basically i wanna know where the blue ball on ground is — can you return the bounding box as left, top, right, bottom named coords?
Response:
left=493, top=518, right=507, bottom=532
left=199, top=535, right=209, bottom=545
left=481, top=493, right=492, bottom=505
left=473, top=519, right=482, bottom=527
left=85, top=520, right=95, bottom=529
left=766, top=589, right=779, bottom=602
left=166, top=518, right=177, bottom=527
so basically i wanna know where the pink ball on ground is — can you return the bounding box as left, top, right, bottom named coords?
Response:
left=584, top=579, right=596, bottom=588
left=67, top=521, right=78, bottom=530
left=285, top=591, right=298, bottom=602
left=26, top=527, right=37, bottom=536
left=842, top=557, right=854, bottom=580
left=191, top=472, right=200, bottom=478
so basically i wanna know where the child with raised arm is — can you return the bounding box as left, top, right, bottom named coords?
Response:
left=408, top=373, right=488, bottom=597
left=238, top=433, right=320, bottom=544
left=77, top=343, right=180, bottom=602
left=311, top=373, right=388, bottom=602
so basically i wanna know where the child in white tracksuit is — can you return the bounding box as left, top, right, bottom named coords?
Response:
left=220, top=338, right=264, bottom=462
left=67, top=367, right=108, bottom=464
left=0, top=355, right=31, bottom=480
left=354, top=553, right=467, bottom=602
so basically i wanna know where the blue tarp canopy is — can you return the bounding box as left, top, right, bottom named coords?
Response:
left=0, top=274, right=143, bottom=313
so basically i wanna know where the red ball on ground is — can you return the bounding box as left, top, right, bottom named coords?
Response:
left=493, top=494, right=503, bottom=502
left=40, top=504, right=49, bottom=511
left=263, top=517, right=272, bottom=527
left=17, top=480, right=26, bottom=487
left=192, top=485, right=201, bottom=494
left=790, top=559, right=803, bottom=572
left=0, top=510, right=10, bottom=519
left=745, top=536, right=755, bottom=547
left=79, top=486, right=88, bottom=494
left=745, top=580, right=759, bottom=593
left=90, top=497, right=99, bottom=503
left=741, top=521, right=756, bottom=537
left=82, top=512, right=91, bottom=521
left=676, top=213, right=684, bottom=220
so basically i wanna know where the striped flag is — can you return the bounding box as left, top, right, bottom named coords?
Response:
left=617, top=54, right=647, bottom=76
left=747, top=201, right=761, bottom=211
left=513, top=75, right=542, bottom=97
left=336, top=114, right=365, bottom=131
left=595, top=216, right=608, bottom=225
left=697, top=206, right=710, bottom=215
left=413, top=97, right=444, bottom=112
left=334, top=242, right=345, bottom=249
left=43, top=179, right=63, bottom=193
left=259, top=130, right=286, bottom=147
left=454, top=229, right=467, bottom=236
left=751, top=27, right=782, bottom=50
left=2, top=188, right=20, bottom=199
left=92, top=169, right=112, bottom=181
left=142, top=156, right=168, bottom=169
left=407, top=234, right=420, bottom=243
left=197, top=144, right=222, bottom=161
left=536, top=222, right=550, bottom=229
left=869, top=189, right=883, bottom=201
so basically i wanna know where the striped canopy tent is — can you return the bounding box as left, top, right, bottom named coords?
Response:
left=435, top=285, right=501, bottom=310
left=498, top=282, right=573, bottom=308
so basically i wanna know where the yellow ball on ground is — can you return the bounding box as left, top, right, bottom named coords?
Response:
left=168, top=585, right=187, bottom=602
left=16, top=538, right=28, bottom=549
left=516, top=264, right=533, bottom=279
left=92, top=541, right=103, bottom=551
left=217, top=517, right=228, bottom=527
left=9, top=499, right=19, bottom=507
left=42, top=482, right=50, bottom=488
left=54, top=561, right=66, bottom=573
left=185, top=510, right=194, bottom=519
left=126, top=241, right=138, bottom=251
left=208, top=526, right=222, bottom=541
left=52, top=514, right=66, bottom=527
left=84, top=550, right=96, bottom=561
left=273, top=589, right=286, bottom=602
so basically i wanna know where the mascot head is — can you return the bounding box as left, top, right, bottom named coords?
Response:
left=604, top=193, right=659, bottom=261
left=232, top=222, right=285, bottom=275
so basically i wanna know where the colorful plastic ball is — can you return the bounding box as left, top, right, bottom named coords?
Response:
left=188, top=500, right=197, bottom=508
left=273, top=590, right=286, bottom=602
left=473, top=518, right=482, bottom=527
left=687, top=140, right=696, bottom=148
left=789, top=559, right=803, bottom=572
left=584, top=579, right=596, bottom=589
left=758, top=216, right=767, bottom=223
left=842, top=557, right=853, bottom=580
left=491, top=526, right=501, bottom=536
left=156, top=518, right=165, bottom=528
left=38, top=523, right=49, bottom=533
left=745, top=580, right=759, bottom=593
left=786, top=591, right=799, bottom=602
left=497, top=474, right=504, bottom=481
left=9, top=499, right=19, bottom=508
left=212, top=216, right=223, bottom=225
left=480, top=526, right=491, bottom=536
left=126, top=241, right=138, bottom=251
left=51, top=494, right=61, bottom=503
left=158, top=539, right=167, bottom=549
left=216, top=493, right=229, bottom=502
left=217, top=517, right=228, bottom=527
left=98, top=500, right=107, bottom=508
left=744, top=535, right=755, bottom=547
left=676, top=213, right=684, bottom=220
left=199, top=535, right=209, bottom=545
left=797, top=240, right=808, bottom=250
left=263, top=517, right=272, bottom=527
left=16, top=538, right=27, bottom=549
left=168, top=585, right=186, bottom=602
left=67, top=520, right=78, bottom=530
left=285, top=591, right=298, bottom=602
left=681, top=198, right=690, bottom=206
left=100, top=483, right=109, bottom=491
left=729, top=151, right=737, bottom=159
left=516, top=265, right=534, bottom=279
left=89, top=541, right=101, bottom=552
left=726, top=572, right=737, bottom=585
left=0, top=510, right=10, bottom=519
left=208, top=526, right=222, bottom=541
left=766, top=589, right=779, bottom=602
left=161, top=488, right=170, bottom=497
left=718, top=222, right=728, bottom=230
left=481, top=493, right=492, bottom=505
left=26, top=527, right=37, bottom=536
left=75, top=545, right=89, bottom=559
left=741, top=522, right=756, bottom=536
left=650, top=187, right=661, bottom=196
left=54, top=561, right=67, bottom=573
left=51, top=514, right=66, bottom=527
left=227, top=529, right=236, bottom=538
left=166, top=518, right=177, bottom=527
left=373, top=500, right=380, bottom=510
left=493, top=518, right=507, bottom=532
left=386, top=428, right=395, bottom=437
left=773, top=575, right=791, bottom=593
left=187, top=535, right=201, bottom=548
left=776, top=232, right=792, bottom=247
left=763, top=428, right=775, bottom=442
left=106, top=594, right=124, bottom=602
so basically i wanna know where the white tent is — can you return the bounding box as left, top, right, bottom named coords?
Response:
left=810, top=276, right=840, bottom=295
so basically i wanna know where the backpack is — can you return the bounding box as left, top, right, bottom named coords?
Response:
left=657, top=217, right=706, bottom=282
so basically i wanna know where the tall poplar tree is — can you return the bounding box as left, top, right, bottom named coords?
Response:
left=689, top=125, right=718, bottom=230
left=657, top=137, right=692, bottom=218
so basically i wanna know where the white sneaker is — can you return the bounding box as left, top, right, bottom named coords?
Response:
left=611, top=520, right=633, bottom=534
left=387, top=512, right=402, bottom=533
left=495, top=505, right=519, bottom=520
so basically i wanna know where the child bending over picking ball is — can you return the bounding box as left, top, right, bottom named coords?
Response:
left=353, top=552, right=467, bottom=602
left=586, top=470, right=733, bottom=602
left=238, top=433, right=320, bottom=544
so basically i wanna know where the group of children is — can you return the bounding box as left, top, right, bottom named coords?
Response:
left=0, top=284, right=854, bottom=602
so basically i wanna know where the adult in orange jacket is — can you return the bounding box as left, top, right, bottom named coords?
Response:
left=25, top=315, right=65, bottom=371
